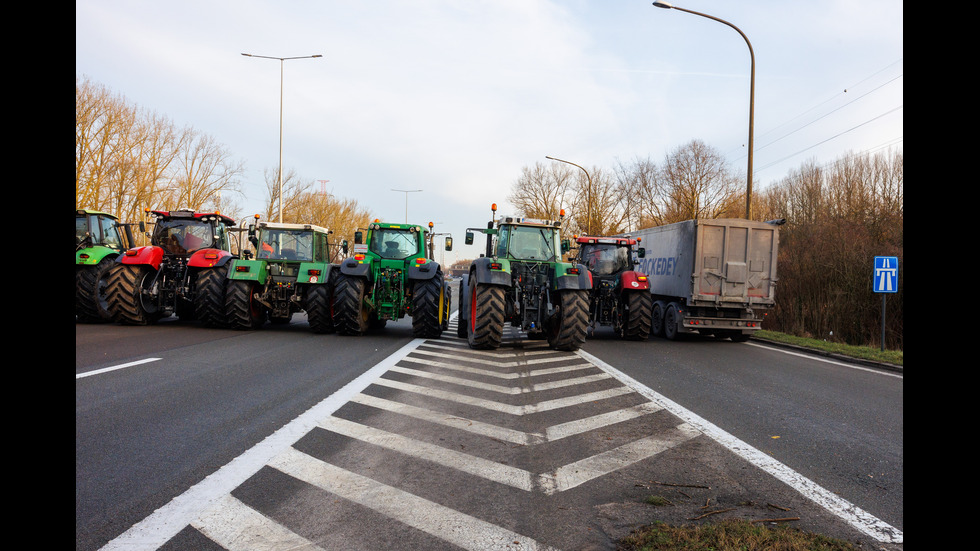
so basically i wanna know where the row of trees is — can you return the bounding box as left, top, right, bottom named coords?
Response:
left=509, top=141, right=903, bottom=349
left=75, top=77, right=371, bottom=261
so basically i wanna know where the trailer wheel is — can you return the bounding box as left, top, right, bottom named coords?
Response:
left=225, top=280, right=266, bottom=330
left=651, top=300, right=666, bottom=338
left=75, top=258, right=115, bottom=323
left=333, top=274, right=370, bottom=336
left=622, top=291, right=653, bottom=340
left=194, top=265, right=229, bottom=328
left=105, top=264, right=164, bottom=325
left=467, top=282, right=504, bottom=349
left=663, top=302, right=680, bottom=341
left=411, top=269, right=445, bottom=339
left=547, top=289, right=589, bottom=351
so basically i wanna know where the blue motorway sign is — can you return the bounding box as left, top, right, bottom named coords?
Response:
left=874, top=256, right=898, bottom=293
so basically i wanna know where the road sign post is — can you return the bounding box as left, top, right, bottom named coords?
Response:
left=874, top=256, right=898, bottom=351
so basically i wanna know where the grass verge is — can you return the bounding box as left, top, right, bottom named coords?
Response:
left=618, top=518, right=860, bottom=550
left=752, top=330, right=902, bottom=367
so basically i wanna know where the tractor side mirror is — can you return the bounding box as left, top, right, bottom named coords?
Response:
left=637, top=247, right=645, bottom=258
left=354, top=231, right=363, bottom=245
left=445, top=236, right=453, bottom=251
left=560, top=238, right=570, bottom=253
left=465, top=231, right=474, bottom=245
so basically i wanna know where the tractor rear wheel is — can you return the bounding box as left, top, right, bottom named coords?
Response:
left=305, top=282, right=335, bottom=334
left=194, top=265, right=229, bottom=328
left=622, top=290, right=653, bottom=340
left=547, top=289, right=589, bottom=351
left=333, top=274, right=370, bottom=336
left=225, top=280, right=266, bottom=330
left=75, top=258, right=115, bottom=323
left=467, top=282, right=504, bottom=350
left=105, top=264, right=164, bottom=325
left=411, top=270, right=445, bottom=339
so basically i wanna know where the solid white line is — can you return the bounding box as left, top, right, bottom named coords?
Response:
left=98, top=338, right=429, bottom=551
left=746, top=342, right=903, bottom=378
left=76, top=358, right=162, bottom=379
left=577, top=349, right=903, bottom=544
left=269, top=447, right=557, bottom=551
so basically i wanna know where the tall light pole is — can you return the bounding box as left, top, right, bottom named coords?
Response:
left=652, top=1, right=755, bottom=219
left=391, top=189, right=422, bottom=222
left=545, top=156, right=592, bottom=235
left=242, top=53, right=322, bottom=222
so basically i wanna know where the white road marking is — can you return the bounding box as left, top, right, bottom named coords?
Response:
left=746, top=342, right=903, bottom=378
left=76, top=358, right=162, bottom=379
left=192, top=494, right=324, bottom=551
left=579, top=349, right=904, bottom=544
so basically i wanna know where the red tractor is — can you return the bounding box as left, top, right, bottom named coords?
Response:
left=572, top=235, right=653, bottom=340
left=105, top=209, right=235, bottom=325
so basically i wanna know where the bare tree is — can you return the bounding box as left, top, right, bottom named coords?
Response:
left=659, top=140, right=743, bottom=221
left=168, top=132, right=245, bottom=213
left=508, top=162, right=574, bottom=220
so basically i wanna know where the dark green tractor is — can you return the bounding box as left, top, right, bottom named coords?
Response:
left=332, top=220, right=452, bottom=338
left=75, top=209, right=135, bottom=322
left=457, top=204, right=591, bottom=351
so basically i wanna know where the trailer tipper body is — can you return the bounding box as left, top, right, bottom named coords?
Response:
left=630, top=218, right=780, bottom=341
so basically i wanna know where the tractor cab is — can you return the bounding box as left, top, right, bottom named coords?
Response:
left=147, top=209, right=234, bottom=255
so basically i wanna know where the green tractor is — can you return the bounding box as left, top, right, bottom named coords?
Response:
left=457, top=204, right=591, bottom=351
left=75, top=208, right=136, bottom=322
left=222, top=217, right=340, bottom=331
left=332, top=220, right=452, bottom=338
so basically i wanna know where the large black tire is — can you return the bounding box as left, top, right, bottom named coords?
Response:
left=305, top=283, right=335, bottom=334
left=75, top=258, right=115, bottom=323
left=467, top=283, right=504, bottom=350
left=225, top=280, right=266, bottom=330
left=456, top=278, right=469, bottom=338
left=333, top=274, right=370, bottom=336
left=622, top=291, right=653, bottom=340
left=547, top=289, right=589, bottom=351
left=663, top=302, right=681, bottom=341
left=411, top=270, right=445, bottom=339
left=441, top=282, right=452, bottom=332
left=650, top=300, right=667, bottom=338
left=194, top=265, right=229, bottom=328
left=105, top=264, right=165, bottom=325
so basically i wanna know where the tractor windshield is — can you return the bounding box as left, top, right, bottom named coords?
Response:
left=501, top=225, right=557, bottom=261
left=154, top=219, right=219, bottom=255
left=258, top=229, right=314, bottom=261
left=76, top=213, right=124, bottom=250
left=370, top=228, right=419, bottom=260
left=579, top=243, right=630, bottom=275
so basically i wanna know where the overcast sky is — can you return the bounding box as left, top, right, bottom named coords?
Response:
left=76, top=0, right=903, bottom=263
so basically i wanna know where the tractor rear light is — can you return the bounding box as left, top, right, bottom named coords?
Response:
left=235, top=266, right=250, bottom=273
left=354, top=254, right=365, bottom=261
left=415, top=258, right=426, bottom=264
left=637, top=275, right=648, bottom=281
left=308, top=269, right=321, bottom=276
left=79, top=253, right=90, bottom=260
left=204, top=252, right=219, bottom=260
left=490, top=262, right=502, bottom=270
left=125, top=250, right=138, bottom=256
left=567, top=267, right=579, bottom=275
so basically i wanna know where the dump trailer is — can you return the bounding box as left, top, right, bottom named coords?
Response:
left=631, top=218, right=780, bottom=341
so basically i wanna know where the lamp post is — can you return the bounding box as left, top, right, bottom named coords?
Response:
left=242, top=53, right=322, bottom=222
left=545, top=156, right=592, bottom=235
left=652, top=1, right=755, bottom=219
left=391, top=189, right=422, bottom=222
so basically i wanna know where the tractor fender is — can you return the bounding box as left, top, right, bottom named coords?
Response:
left=469, top=257, right=511, bottom=286
left=458, top=272, right=471, bottom=325
left=339, top=256, right=372, bottom=280
left=118, top=246, right=164, bottom=270
left=298, top=262, right=336, bottom=285
left=555, top=263, right=592, bottom=291
left=408, top=261, right=441, bottom=281
left=619, top=270, right=650, bottom=291
left=226, top=258, right=266, bottom=283
left=188, top=248, right=233, bottom=269
left=76, top=246, right=118, bottom=267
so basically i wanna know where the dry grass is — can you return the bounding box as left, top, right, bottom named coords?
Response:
left=618, top=518, right=860, bottom=550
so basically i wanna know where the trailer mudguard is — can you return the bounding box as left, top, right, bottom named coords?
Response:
left=469, top=257, right=512, bottom=286
left=408, top=260, right=441, bottom=281
left=339, top=256, right=373, bottom=279
left=555, top=263, right=592, bottom=291
left=119, top=246, right=165, bottom=270
left=76, top=246, right=118, bottom=266
left=188, top=248, right=233, bottom=269
left=619, top=270, right=650, bottom=291
left=298, top=262, right=334, bottom=285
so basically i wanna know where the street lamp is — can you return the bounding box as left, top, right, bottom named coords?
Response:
left=391, top=189, right=422, bottom=222
left=242, top=53, right=322, bottom=222
left=652, top=1, right=755, bottom=219
left=545, top=156, right=592, bottom=235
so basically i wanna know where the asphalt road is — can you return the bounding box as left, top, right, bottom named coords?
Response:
left=76, top=306, right=902, bottom=551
